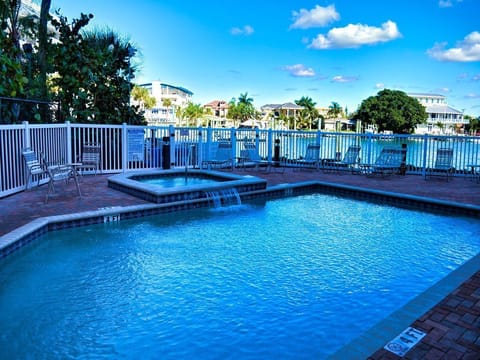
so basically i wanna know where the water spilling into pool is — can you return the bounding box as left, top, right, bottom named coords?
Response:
left=1, top=194, right=479, bottom=358
left=205, top=188, right=242, bottom=207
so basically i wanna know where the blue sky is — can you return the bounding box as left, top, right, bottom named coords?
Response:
left=52, top=0, right=480, bottom=116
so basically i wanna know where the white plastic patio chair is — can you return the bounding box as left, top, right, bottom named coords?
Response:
left=22, top=147, right=45, bottom=189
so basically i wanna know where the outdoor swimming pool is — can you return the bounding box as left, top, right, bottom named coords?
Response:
left=1, top=193, right=479, bottom=359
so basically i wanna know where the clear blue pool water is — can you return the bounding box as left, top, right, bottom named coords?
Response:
left=137, top=175, right=220, bottom=188
left=1, top=194, right=479, bottom=359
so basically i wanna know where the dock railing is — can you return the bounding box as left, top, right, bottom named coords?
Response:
left=1, top=122, right=479, bottom=198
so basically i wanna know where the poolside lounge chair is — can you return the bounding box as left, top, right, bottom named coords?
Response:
left=41, top=153, right=82, bottom=203
left=201, top=141, right=234, bottom=170
left=293, top=144, right=321, bottom=171
left=360, top=146, right=403, bottom=177
left=237, top=142, right=285, bottom=173
left=324, top=145, right=361, bottom=173
left=22, top=147, right=46, bottom=189
left=238, top=142, right=269, bottom=170
left=425, top=148, right=454, bottom=182
left=76, top=143, right=101, bottom=176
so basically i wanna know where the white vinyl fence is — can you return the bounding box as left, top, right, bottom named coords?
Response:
left=1, top=121, right=480, bottom=198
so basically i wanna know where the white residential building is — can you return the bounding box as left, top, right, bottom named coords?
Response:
left=409, top=93, right=466, bottom=135
left=138, top=81, right=193, bottom=126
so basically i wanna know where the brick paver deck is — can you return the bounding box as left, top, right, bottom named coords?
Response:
left=1, top=169, right=479, bottom=358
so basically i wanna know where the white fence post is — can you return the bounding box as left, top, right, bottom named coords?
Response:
left=267, top=128, right=273, bottom=161
left=22, top=121, right=30, bottom=149
left=65, top=121, right=72, bottom=163
left=230, top=127, right=237, bottom=163
left=366, top=132, right=373, bottom=164
left=122, top=123, right=128, bottom=172
left=205, top=127, right=212, bottom=163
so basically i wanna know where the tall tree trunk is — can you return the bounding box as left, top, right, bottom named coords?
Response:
left=38, top=0, right=51, bottom=121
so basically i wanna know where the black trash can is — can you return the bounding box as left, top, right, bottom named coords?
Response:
left=400, top=143, right=407, bottom=175
left=162, top=136, right=170, bottom=169
left=274, top=138, right=281, bottom=166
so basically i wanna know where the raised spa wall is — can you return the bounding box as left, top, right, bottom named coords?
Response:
left=107, top=169, right=268, bottom=204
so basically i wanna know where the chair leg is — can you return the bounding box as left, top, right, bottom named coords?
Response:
left=73, top=176, right=82, bottom=197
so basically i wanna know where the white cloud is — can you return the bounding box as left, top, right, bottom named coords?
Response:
left=283, top=64, right=316, bottom=77
left=465, top=93, right=480, bottom=99
left=290, top=4, right=340, bottom=29
left=308, top=20, right=401, bottom=49
left=439, top=0, right=463, bottom=8
left=375, top=83, right=385, bottom=89
left=428, top=31, right=480, bottom=62
left=439, top=0, right=453, bottom=7
left=473, top=74, right=480, bottom=81
left=331, top=75, right=358, bottom=83
left=230, top=25, right=254, bottom=36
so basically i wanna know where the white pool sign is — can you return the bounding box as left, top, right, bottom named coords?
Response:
left=384, top=326, right=426, bottom=357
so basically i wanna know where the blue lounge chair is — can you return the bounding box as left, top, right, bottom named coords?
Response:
left=360, top=147, right=403, bottom=177
left=294, top=144, right=321, bottom=170
left=324, top=145, right=361, bottom=173
left=425, top=148, right=454, bottom=181
left=201, top=142, right=234, bottom=170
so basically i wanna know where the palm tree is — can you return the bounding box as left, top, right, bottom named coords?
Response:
left=227, top=93, right=256, bottom=127
left=183, top=102, right=205, bottom=127
left=38, top=0, right=51, bottom=100
left=238, top=92, right=253, bottom=106
left=327, top=101, right=342, bottom=119
left=80, top=29, right=138, bottom=123
left=162, top=98, right=173, bottom=123
left=295, top=96, right=319, bottom=130
left=0, top=0, right=21, bottom=50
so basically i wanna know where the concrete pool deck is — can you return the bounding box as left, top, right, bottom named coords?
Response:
left=0, top=168, right=479, bottom=359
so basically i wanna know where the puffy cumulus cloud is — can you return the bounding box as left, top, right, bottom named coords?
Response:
left=290, top=4, right=340, bottom=29
left=375, top=83, right=385, bottom=89
left=230, top=25, right=254, bottom=36
left=428, top=31, right=480, bottom=62
left=331, top=75, right=358, bottom=83
left=308, top=20, right=401, bottom=49
left=283, top=64, right=316, bottom=77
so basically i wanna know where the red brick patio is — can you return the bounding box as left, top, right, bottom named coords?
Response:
left=0, top=169, right=479, bottom=358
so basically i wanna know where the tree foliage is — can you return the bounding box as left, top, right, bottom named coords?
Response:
left=50, top=14, right=144, bottom=124
left=181, top=102, right=205, bottom=127
left=354, top=89, right=427, bottom=134
left=0, top=4, right=146, bottom=124
left=327, top=101, right=342, bottom=119
left=227, top=92, right=256, bottom=125
left=132, top=85, right=156, bottom=109
left=465, top=115, right=480, bottom=135
left=0, top=0, right=26, bottom=99
left=295, top=96, right=319, bottom=130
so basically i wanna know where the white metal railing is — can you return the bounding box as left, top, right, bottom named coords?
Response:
left=1, top=122, right=480, bottom=198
